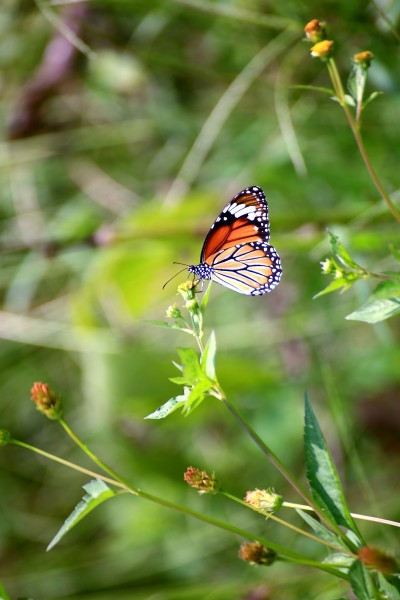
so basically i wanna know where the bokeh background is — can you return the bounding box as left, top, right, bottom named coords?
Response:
left=1, top=1, right=399, bottom=598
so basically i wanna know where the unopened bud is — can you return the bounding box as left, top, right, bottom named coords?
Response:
left=239, top=541, right=276, bottom=566
left=0, top=429, right=11, bottom=446
left=353, top=51, right=374, bottom=68
left=184, top=466, right=217, bottom=494
left=31, top=382, right=63, bottom=420
left=244, top=488, right=283, bottom=514
left=304, top=19, right=326, bottom=43
left=358, top=546, right=398, bottom=574
left=166, top=304, right=183, bottom=320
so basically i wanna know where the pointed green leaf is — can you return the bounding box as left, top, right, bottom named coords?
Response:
left=346, top=280, right=400, bottom=323
left=314, top=276, right=354, bottom=299
left=296, top=509, right=348, bottom=550
left=47, top=480, right=115, bottom=551
left=201, top=331, right=216, bottom=381
left=304, top=395, right=361, bottom=538
left=144, top=320, right=189, bottom=332
left=349, top=560, right=374, bottom=600
left=363, top=90, right=383, bottom=109
left=329, top=232, right=362, bottom=271
left=347, top=64, right=367, bottom=105
left=344, top=94, right=356, bottom=107
left=145, top=392, right=188, bottom=419
left=183, top=379, right=214, bottom=415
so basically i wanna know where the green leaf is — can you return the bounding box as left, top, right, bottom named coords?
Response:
left=363, top=90, right=383, bottom=109
left=145, top=392, right=188, bottom=419
left=349, top=560, right=374, bottom=600
left=377, top=573, right=400, bottom=598
left=144, top=320, right=192, bottom=333
left=304, top=395, right=361, bottom=538
left=47, top=480, right=115, bottom=551
left=200, top=281, right=213, bottom=312
left=329, top=232, right=362, bottom=271
left=0, top=580, right=11, bottom=600
left=296, top=509, right=348, bottom=550
left=177, top=347, right=203, bottom=384
left=347, top=64, right=367, bottom=105
left=183, top=379, right=213, bottom=415
left=346, top=280, right=400, bottom=323
left=201, top=331, right=216, bottom=381
left=344, top=94, right=356, bottom=107
left=314, top=276, right=354, bottom=299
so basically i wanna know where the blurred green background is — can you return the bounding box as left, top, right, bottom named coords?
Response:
left=1, top=1, right=399, bottom=598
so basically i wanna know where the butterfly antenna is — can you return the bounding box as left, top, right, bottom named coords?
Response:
left=162, top=264, right=189, bottom=290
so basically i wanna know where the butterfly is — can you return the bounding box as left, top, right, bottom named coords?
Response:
left=187, top=186, right=282, bottom=296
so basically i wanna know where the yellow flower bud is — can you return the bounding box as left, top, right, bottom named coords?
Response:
left=310, top=40, right=334, bottom=60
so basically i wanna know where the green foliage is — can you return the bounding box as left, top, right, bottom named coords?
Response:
left=47, top=480, right=116, bottom=551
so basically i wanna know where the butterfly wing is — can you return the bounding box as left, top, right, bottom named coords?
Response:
left=200, top=186, right=270, bottom=262
left=197, top=186, right=281, bottom=295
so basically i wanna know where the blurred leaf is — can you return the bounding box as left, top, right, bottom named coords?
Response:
left=377, top=573, right=400, bottom=598
left=0, top=580, right=11, bottom=600
left=347, top=64, right=367, bottom=106
left=349, top=560, right=374, bottom=600
left=47, top=480, right=116, bottom=551
left=363, top=90, right=384, bottom=109
left=145, top=320, right=191, bottom=333
left=182, top=379, right=213, bottom=415
left=304, top=395, right=361, bottom=538
left=201, top=331, right=216, bottom=381
left=346, top=280, right=400, bottom=323
left=177, top=347, right=203, bottom=385
left=344, top=94, right=356, bottom=107
left=200, top=281, right=213, bottom=312
left=329, top=232, right=363, bottom=271
left=314, top=276, right=355, bottom=298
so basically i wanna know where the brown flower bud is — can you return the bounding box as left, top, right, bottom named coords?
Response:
left=239, top=541, right=276, bottom=566
left=184, top=466, right=217, bottom=494
left=358, top=546, right=398, bottom=574
left=31, top=382, right=63, bottom=420
left=304, top=19, right=326, bottom=43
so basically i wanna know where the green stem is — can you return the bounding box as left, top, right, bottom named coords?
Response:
left=59, top=418, right=132, bottom=489
left=220, top=395, right=354, bottom=547
left=11, top=438, right=345, bottom=576
left=222, top=491, right=355, bottom=556
left=328, top=58, right=400, bottom=226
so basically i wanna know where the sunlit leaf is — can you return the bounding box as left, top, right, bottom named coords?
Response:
left=145, top=391, right=188, bottom=419
left=346, top=280, right=400, bottom=323
left=47, top=480, right=116, bottom=551
left=201, top=331, right=216, bottom=381
left=304, top=395, right=361, bottom=539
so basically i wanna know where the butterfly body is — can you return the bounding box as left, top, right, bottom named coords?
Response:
left=188, top=186, right=282, bottom=296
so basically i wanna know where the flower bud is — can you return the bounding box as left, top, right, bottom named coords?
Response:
left=304, top=19, right=326, bottom=43
left=310, top=40, right=334, bottom=60
left=239, top=541, right=276, bottom=566
left=184, top=466, right=217, bottom=494
left=353, top=51, right=374, bottom=68
left=0, top=429, right=11, bottom=446
left=244, top=488, right=283, bottom=514
left=31, top=382, right=63, bottom=420
left=358, top=546, right=398, bottom=574
left=166, top=304, right=183, bottom=320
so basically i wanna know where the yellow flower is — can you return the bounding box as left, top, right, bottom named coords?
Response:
left=354, top=51, right=374, bottom=68
left=310, top=40, right=334, bottom=60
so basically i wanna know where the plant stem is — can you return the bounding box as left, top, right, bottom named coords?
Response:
left=11, top=438, right=345, bottom=575
left=222, top=491, right=355, bottom=556
left=327, top=59, right=400, bottom=225
left=59, top=418, right=132, bottom=489
left=284, top=502, right=400, bottom=528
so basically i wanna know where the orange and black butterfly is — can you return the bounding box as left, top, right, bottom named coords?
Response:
left=188, top=186, right=282, bottom=295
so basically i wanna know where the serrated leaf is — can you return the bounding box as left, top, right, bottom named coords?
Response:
left=346, top=280, right=400, bottom=323
left=304, top=395, right=361, bottom=538
left=177, top=347, right=203, bottom=384
left=183, top=379, right=213, bottom=415
left=145, top=392, right=188, bottom=419
left=349, top=560, right=374, bottom=600
left=47, top=480, right=115, bottom=551
left=201, top=331, right=216, bottom=381
left=296, top=509, right=348, bottom=550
